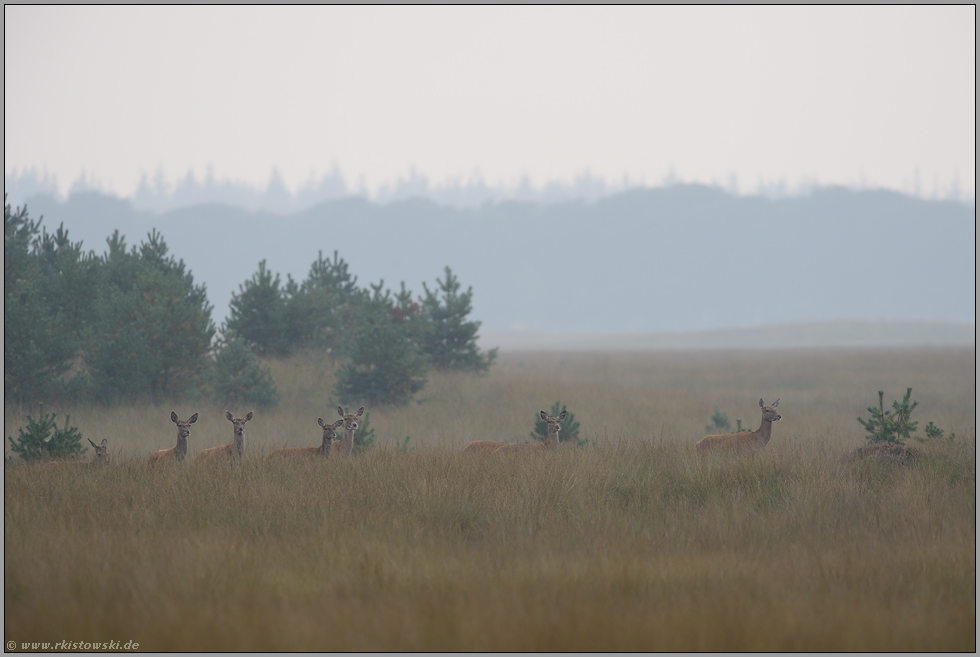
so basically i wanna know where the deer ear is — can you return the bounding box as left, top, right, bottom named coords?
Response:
left=558, top=410, right=567, bottom=420
left=334, top=419, right=345, bottom=429
left=188, top=413, right=199, bottom=423
left=245, top=412, right=253, bottom=421
left=338, top=406, right=345, bottom=417
left=771, top=398, right=779, bottom=408
left=540, top=410, right=548, bottom=420
left=759, top=398, right=764, bottom=408
left=356, top=407, right=365, bottom=417
left=87, top=437, right=98, bottom=448
left=226, top=411, right=234, bottom=421
left=318, top=418, right=326, bottom=428
left=100, top=439, right=108, bottom=449
left=171, top=411, right=179, bottom=423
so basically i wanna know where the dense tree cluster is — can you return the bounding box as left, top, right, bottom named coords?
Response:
left=5, top=198, right=495, bottom=409
left=226, top=257, right=496, bottom=405
left=4, top=199, right=220, bottom=405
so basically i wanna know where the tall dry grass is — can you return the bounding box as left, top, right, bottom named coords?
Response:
left=4, top=347, right=976, bottom=651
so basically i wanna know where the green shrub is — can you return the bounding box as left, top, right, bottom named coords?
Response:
left=6, top=405, right=85, bottom=462
left=531, top=401, right=585, bottom=447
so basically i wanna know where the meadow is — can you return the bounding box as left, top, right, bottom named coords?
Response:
left=4, top=347, right=976, bottom=651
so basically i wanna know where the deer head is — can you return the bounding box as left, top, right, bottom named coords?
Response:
left=760, top=398, right=782, bottom=423
left=226, top=411, right=254, bottom=437
left=171, top=411, right=198, bottom=439
left=318, top=417, right=345, bottom=441
left=338, top=406, right=365, bottom=432
left=87, top=437, right=110, bottom=465
left=539, top=409, right=567, bottom=445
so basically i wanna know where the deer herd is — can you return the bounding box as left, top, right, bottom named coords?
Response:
left=43, top=398, right=784, bottom=467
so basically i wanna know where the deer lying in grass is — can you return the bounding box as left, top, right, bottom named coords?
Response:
left=332, top=406, right=364, bottom=456
left=463, top=410, right=566, bottom=453
left=42, top=438, right=110, bottom=470
left=696, top=398, right=781, bottom=452
left=149, top=412, right=198, bottom=465
left=267, top=418, right=345, bottom=459
left=197, top=411, right=253, bottom=462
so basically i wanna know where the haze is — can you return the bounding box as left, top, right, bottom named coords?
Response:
left=4, top=6, right=976, bottom=200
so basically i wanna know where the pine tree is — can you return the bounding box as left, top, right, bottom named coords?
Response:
left=333, top=281, right=428, bottom=406
left=420, top=267, right=497, bottom=373
left=83, top=230, right=215, bottom=402
left=4, top=200, right=100, bottom=404
left=289, top=250, right=364, bottom=354
left=211, top=338, right=280, bottom=409
left=226, top=260, right=289, bottom=356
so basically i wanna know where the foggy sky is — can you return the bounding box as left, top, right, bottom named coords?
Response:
left=4, top=6, right=976, bottom=200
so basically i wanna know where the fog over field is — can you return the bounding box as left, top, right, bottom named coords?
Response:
left=7, top=180, right=975, bottom=348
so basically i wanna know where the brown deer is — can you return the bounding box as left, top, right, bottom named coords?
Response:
left=267, top=418, right=345, bottom=459
left=696, top=398, right=781, bottom=452
left=149, top=412, right=198, bottom=465
left=197, top=411, right=253, bottom=462
left=332, top=406, right=365, bottom=456
left=463, top=410, right=566, bottom=453
left=42, top=438, right=110, bottom=470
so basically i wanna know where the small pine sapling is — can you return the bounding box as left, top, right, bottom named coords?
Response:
left=858, top=388, right=920, bottom=445
left=921, top=421, right=955, bottom=442
left=7, top=404, right=86, bottom=462
left=706, top=407, right=731, bottom=434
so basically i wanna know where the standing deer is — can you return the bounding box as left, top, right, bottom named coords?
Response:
left=149, top=412, right=198, bottom=465
left=42, top=438, right=110, bottom=470
left=696, top=398, right=781, bottom=452
left=197, top=411, right=253, bottom=462
left=267, top=418, right=345, bottom=459
left=332, top=406, right=365, bottom=456
left=463, top=410, right=566, bottom=453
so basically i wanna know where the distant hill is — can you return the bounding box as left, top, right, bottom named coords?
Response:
left=14, top=185, right=976, bottom=340
left=480, top=321, right=975, bottom=351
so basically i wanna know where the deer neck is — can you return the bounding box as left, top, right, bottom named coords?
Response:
left=755, top=418, right=773, bottom=447
left=342, top=427, right=355, bottom=454
left=547, top=428, right=559, bottom=448
left=321, top=434, right=333, bottom=457
left=234, top=433, right=245, bottom=457
left=176, top=435, right=188, bottom=459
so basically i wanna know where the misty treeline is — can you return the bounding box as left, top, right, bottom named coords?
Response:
left=4, top=198, right=495, bottom=409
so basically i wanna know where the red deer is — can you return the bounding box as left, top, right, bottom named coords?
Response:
left=267, top=418, right=345, bottom=459
left=463, top=410, right=566, bottom=453
left=197, top=411, right=253, bottom=462
left=332, top=406, right=364, bottom=456
left=149, top=412, right=198, bottom=465
left=42, top=438, right=110, bottom=470
left=696, top=398, right=781, bottom=452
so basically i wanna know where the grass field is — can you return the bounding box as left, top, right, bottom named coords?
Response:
left=4, top=347, right=976, bottom=651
